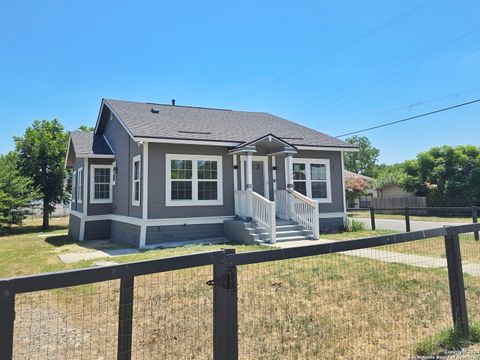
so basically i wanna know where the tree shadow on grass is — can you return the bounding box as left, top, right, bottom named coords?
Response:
left=45, top=234, right=77, bottom=247
left=0, top=225, right=68, bottom=237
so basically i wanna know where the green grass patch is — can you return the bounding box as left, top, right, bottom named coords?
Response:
left=414, top=322, right=480, bottom=356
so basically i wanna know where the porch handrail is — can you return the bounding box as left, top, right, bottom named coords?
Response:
left=275, top=190, right=319, bottom=239
left=235, top=190, right=276, bottom=243
left=251, top=192, right=276, bottom=244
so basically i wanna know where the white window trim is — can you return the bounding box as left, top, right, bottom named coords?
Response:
left=71, top=170, right=77, bottom=204
left=90, top=165, right=114, bottom=204
left=77, top=167, right=83, bottom=204
left=287, top=158, right=332, bottom=203
left=132, top=155, right=141, bottom=207
left=165, top=154, right=223, bottom=207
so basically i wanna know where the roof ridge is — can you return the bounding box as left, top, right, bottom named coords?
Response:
left=104, top=98, right=274, bottom=115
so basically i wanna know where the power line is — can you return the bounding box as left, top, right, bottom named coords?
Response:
left=322, top=87, right=480, bottom=131
left=335, top=98, right=480, bottom=138
left=282, top=27, right=480, bottom=115
left=228, top=0, right=437, bottom=104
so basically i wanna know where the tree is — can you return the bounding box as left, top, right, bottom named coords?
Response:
left=403, top=145, right=480, bottom=206
left=78, top=125, right=95, bottom=132
left=373, top=163, right=406, bottom=189
left=344, top=176, right=370, bottom=202
left=0, top=152, right=38, bottom=228
left=14, top=119, right=69, bottom=229
left=344, top=136, right=380, bottom=177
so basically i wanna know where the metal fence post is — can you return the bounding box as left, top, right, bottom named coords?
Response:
left=118, top=275, right=135, bottom=360
left=444, top=233, right=469, bottom=337
left=405, top=207, right=411, bottom=232
left=370, top=207, right=376, bottom=231
left=472, top=207, right=479, bottom=241
left=213, top=249, right=238, bottom=360
left=0, top=282, right=15, bottom=360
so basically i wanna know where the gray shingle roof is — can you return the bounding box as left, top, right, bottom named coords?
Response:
left=70, top=131, right=114, bottom=155
left=103, top=99, right=356, bottom=149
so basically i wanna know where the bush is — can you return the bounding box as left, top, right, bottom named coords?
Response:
left=346, top=218, right=366, bottom=232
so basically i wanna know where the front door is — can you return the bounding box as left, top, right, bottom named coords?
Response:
left=252, top=161, right=265, bottom=196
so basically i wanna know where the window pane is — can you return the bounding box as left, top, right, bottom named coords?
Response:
left=198, top=160, right=217, bottom=179
left=293, top=181, right=307, bottom=195
left=310, top=164, right=326, bottom=180
left=134, top=182, right=140, bottom=201
left=134, top=161, right=139, bottom=180
left=95, top=168, right=110, bottom=183
left=293, top=163, right=306, bottom=180
left=171, top=160, right=192, bottom=179
left=311, top=181, right=327, bottom=198
left=171, top=181, right=192, bottom=200
left=94, top=183, right=110, bottom=199
left=198, top=181, right=218, bottom=200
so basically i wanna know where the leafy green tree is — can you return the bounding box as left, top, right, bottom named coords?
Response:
left=0, top=152, right=38, bottom=228
left=373, top=163, right=406, bottom=189
left=14, top=119, right=69, bottom=229
left=403, top=145, right=480, bottom=206
left=344, top=136, right=380, bottom=177
left=78, top=125, right=95, bottom=132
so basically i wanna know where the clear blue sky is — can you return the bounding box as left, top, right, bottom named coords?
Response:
left=1, top=0, right=479, bottom=164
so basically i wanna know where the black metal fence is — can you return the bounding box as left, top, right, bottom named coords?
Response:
left=348, top=206, right=480, bottom=239
left=1, top=224, right=480, bottom=359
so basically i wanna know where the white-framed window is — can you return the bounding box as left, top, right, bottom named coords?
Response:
left=290, top=158, right=332, bottom=203
left=165, top=154, right=223, bottom=206
left=77, top=167, right=83, bottom=204
left=90, top=165, right=113, bottom=204
left=112, top=161, right=117, bottom=186
left=132, top=155, right=141, bottom=206
left=71, top=170, right=77, bottom=204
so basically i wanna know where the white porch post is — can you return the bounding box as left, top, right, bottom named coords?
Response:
left=286, top=153, right=294, bottom=219
left=286, top=153, right=294, bottom=191
left=246, top=152, right=253, bottom=218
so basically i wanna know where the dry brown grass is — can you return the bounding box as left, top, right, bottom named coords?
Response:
left=11, top=247, right=480, bottom=359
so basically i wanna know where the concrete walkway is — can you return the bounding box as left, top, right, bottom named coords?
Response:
left=58, top=248, right=139, bottom=264
left=354, top=217, right=468, bottom=232
left=273, top=238, right=480, bottom=277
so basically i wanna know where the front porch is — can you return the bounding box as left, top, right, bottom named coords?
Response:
left=229, top=134, right=320, bottom=243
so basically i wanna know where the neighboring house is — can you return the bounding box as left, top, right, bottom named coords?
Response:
left=376, top=184, right=415, bottom=198
left=65, top=99, right=357, bottom=247
left=344, top=170, right=376, bottom=209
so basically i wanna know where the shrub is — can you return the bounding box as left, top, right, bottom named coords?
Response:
left=346, top=218, right=366, bottom=232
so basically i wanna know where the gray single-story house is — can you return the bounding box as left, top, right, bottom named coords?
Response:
left=65, top=99, right=357, bottom=247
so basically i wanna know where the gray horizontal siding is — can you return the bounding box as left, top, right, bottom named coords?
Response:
left=102, top=111, right=142, bottom=218
left=111, top=221, right=141, bottom=247
left=320, top=217, right=345, bottom=232
left=68, top=214, right=81, bottom=240
left=145, top=223, right=224, bottom=245
left=148, top=143, right=234, bottom=218
left=84, top=220, right=112, bottom=240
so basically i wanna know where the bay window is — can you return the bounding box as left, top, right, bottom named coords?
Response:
left=166, top=154, right=223, bottom=206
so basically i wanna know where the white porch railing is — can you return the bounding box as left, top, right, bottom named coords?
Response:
left=275, top=190, right=320, bottom=240
left=234, top=190, right=276, bottom=243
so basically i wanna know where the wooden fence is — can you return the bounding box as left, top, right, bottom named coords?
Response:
left=372, top=197, right=427, bottom=214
